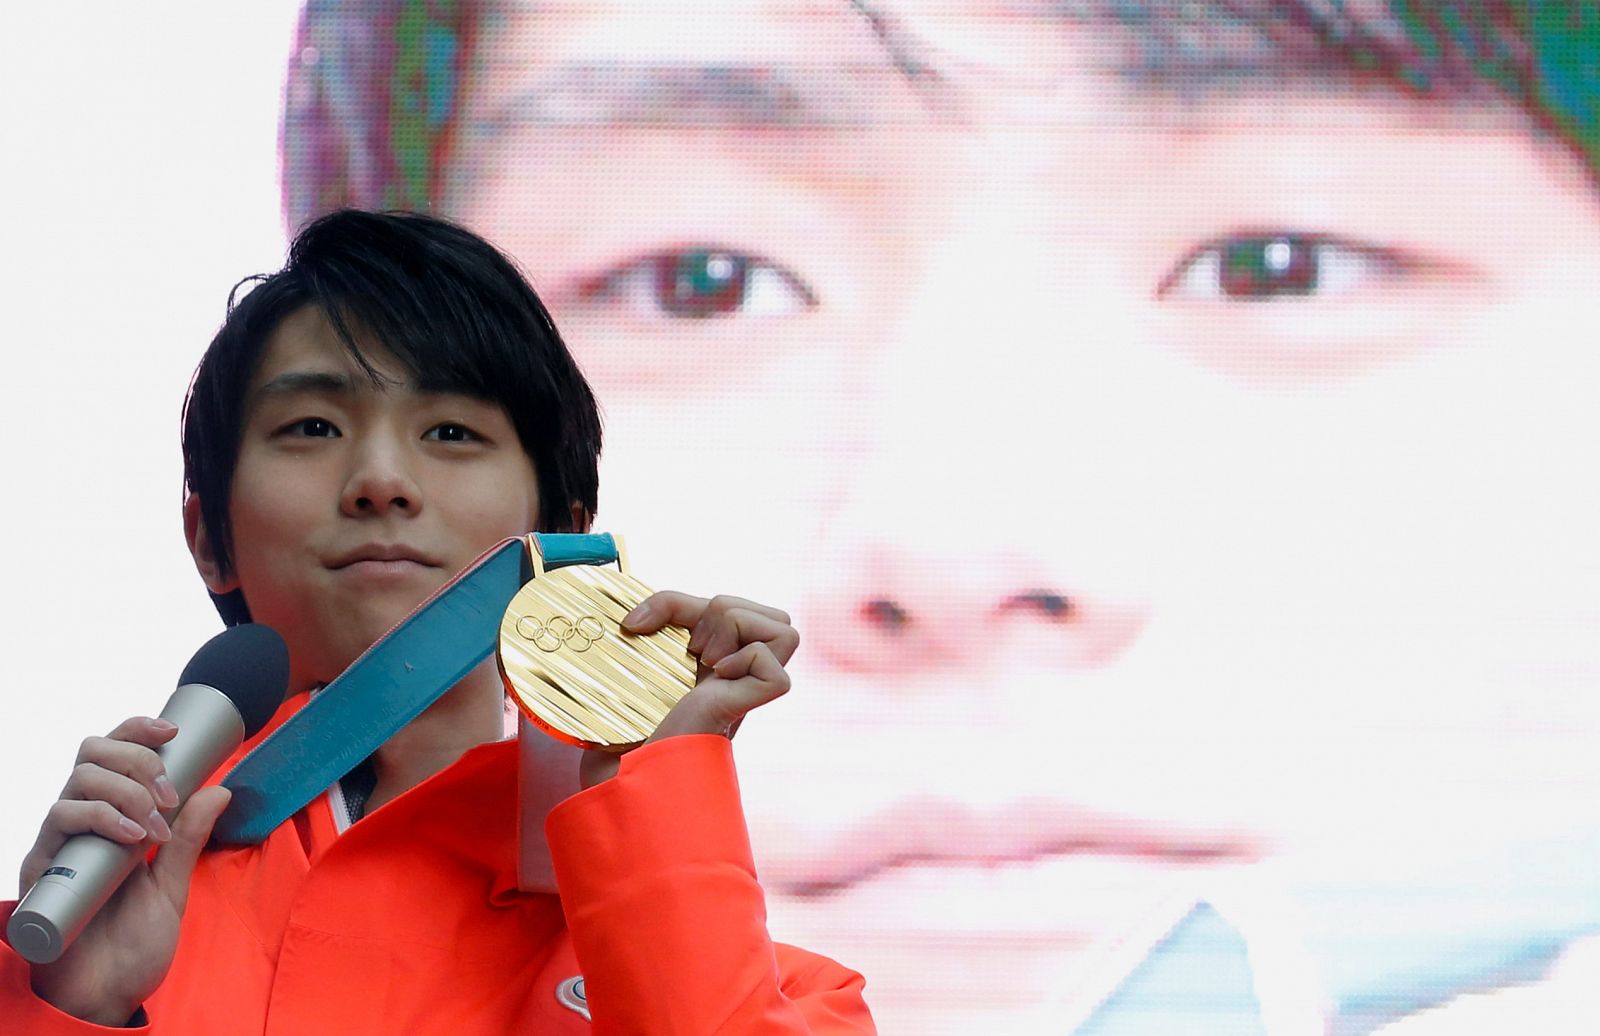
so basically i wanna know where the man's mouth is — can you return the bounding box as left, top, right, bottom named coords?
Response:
left=761, top=796, right=1258, bottom=898
left=326, top=544, right=444, bottom=570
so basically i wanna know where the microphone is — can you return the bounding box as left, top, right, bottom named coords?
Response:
left=7, top=624, right=288, bottom=964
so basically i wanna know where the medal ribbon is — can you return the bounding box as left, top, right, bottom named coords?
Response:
left=212, top=532, right=618, bottom=845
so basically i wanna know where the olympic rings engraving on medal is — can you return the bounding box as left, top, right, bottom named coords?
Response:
left=515, top=613, right=606, bottom=653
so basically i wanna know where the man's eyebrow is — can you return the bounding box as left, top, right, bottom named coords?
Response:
left=853, top=0, right=1499, bottom=102
left=473, top=0, right=945, bottom=131
left=845, top=0, right=1331, bottom=96
left=253, top=369, right=493, bottom=408
left=1030, top=0, right=1500, bottom=99
left=1073, top=0, right=1367, bottom=93
left=250, top=370, right=359, bottom=403
left=475, top=60, right=926, bottom=131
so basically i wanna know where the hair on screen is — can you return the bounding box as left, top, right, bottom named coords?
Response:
left=281, top=1, right=1600, bottom=230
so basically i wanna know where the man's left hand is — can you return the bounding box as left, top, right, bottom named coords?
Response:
left=578, top=592, right=799, bottom=787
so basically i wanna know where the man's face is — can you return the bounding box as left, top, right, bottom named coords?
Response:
left=447, top=2, right=1600, bottom=1030
left=208, top=306, right=541, bottom=690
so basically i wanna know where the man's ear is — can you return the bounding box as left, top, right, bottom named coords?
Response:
left=184, top=493, right=240, bottom=595
left=570, top=501, right=593, bottom=533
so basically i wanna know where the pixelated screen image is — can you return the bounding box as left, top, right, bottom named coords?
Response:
left=5, top=3, right=1600, bottom=1034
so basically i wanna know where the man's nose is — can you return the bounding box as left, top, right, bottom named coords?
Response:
left=802, top=169, right=1156, bottom=678
left=805, top=540, right=1147, bottom=677
left=340, top=440, right=422, bottom=518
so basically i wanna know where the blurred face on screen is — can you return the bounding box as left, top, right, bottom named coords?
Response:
left=444, top=2, right=1600, bottom=1030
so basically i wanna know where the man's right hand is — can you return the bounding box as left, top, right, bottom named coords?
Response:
left=16, top=715, right=229, bottom=1026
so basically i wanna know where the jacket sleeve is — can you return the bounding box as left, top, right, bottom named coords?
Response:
left=546, top=735, right=875, bottom=1035
left=0, top=904, right=152, bottom=1034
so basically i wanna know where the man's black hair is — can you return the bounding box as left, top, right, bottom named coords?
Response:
left=182, top=208, right=602, bottom=625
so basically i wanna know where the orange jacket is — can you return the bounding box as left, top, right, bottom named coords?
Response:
left=1, top=707, right=872, bottom=1034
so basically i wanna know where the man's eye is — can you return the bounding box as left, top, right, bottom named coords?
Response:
left=281, top=418, right=340, bottom=438
left=1161, top=234, right=1406, bottom=301
left=1000, top=590, right=1074, bottom=623
left=423, top=423, right=478, bottom=443
left=578, top=247, right=816, bottom=319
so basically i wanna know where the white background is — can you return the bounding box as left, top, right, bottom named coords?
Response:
left=1, top=2, right=303, bottom=878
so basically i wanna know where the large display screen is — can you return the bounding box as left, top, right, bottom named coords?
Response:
left=7, top=3, right=1600, bottom=1033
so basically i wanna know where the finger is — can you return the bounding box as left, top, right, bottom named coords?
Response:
left=621, top=590, right=709, bottom=635
left=655, top=643, right=791, bottom=740
left=623, top=591, right=791, bottom=636
left=711, top=642, right=792, bottom=704
left=704, top=595, right=791, bottom=626
left=75, top=728, right=180, bottom=811
left=20, top=800, right=153, bottom=892
left=694, top=608, right=800, bottom=668
left=61, top=764, right=171, bottom=844
left=686, top=595, right=791, bottom=653
left=102, top=715, right=181, bottom=749
left=150, top=786, right=231, bottom=913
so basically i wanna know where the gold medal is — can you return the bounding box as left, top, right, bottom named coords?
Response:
left=497, top=535, right=696, bottom=751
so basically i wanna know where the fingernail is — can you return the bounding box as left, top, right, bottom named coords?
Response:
left=147, top=810, right=172, bottom=843
left=713, top=653, right=737, bottom=675
left=622, top=602, right=654, bottom=628
left=154, top=774, right=179, bottom=809
left=118, top=816, right=148, bottom=841
left=150, top=718, right=177, bottom=733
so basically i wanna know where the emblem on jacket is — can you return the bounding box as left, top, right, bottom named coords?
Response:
left=556, top=975, right=590, bottom=1021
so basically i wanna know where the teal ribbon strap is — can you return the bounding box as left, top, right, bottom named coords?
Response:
left=213, top=533, right=617, bottom=844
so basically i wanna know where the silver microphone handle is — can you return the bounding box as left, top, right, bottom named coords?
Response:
left=8, top=683, right=245, bottom=964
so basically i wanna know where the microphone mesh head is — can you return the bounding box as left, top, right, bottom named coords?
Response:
left=178, top=624, right=290, bottom=738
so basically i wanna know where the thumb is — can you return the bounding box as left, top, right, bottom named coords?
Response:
left=150, top=786, right=230, bottom=912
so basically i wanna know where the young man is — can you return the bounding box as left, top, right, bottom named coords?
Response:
left=280, top=3, right=1600, bottom=1033
left=3, top=210, right=874, bottom=1033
